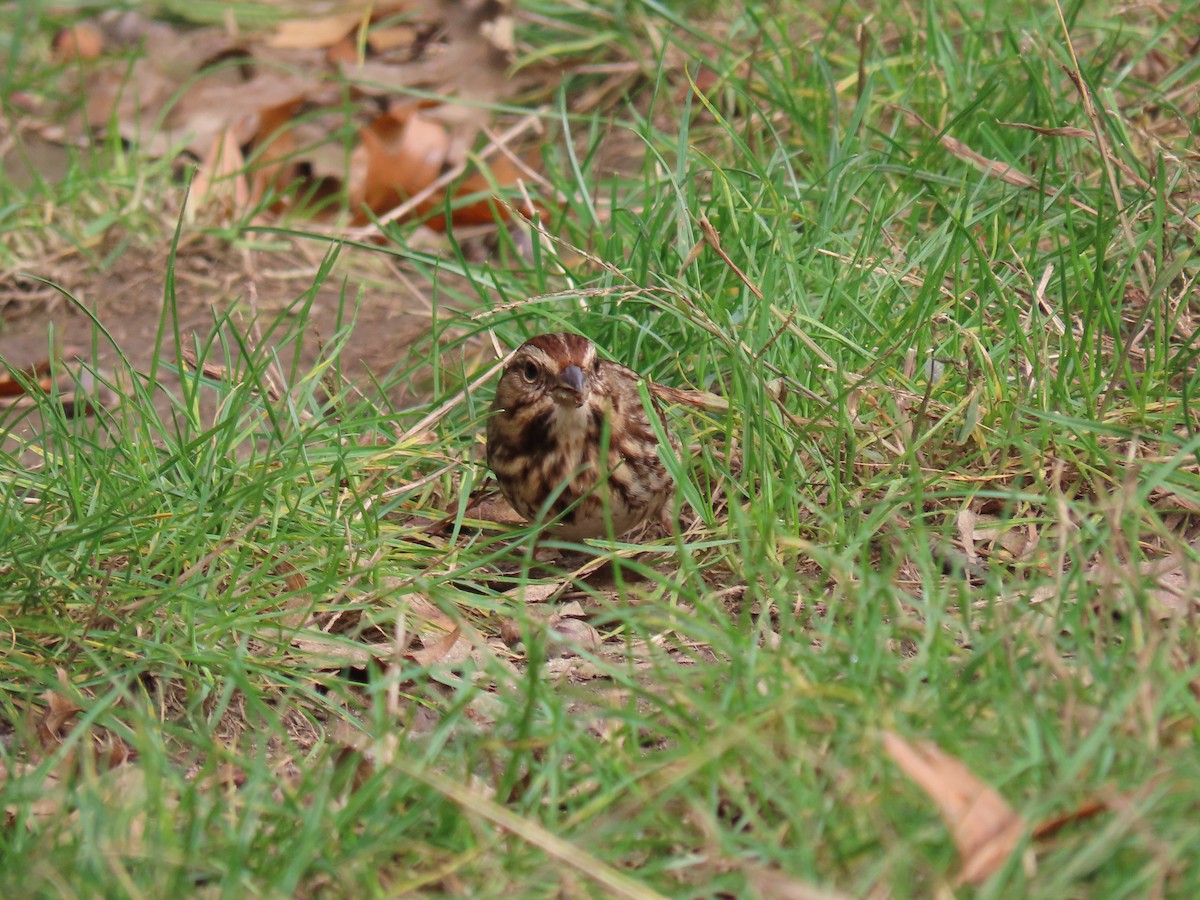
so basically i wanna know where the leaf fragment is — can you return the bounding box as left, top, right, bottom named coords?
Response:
left=883, top=731, right=1026, bottom=885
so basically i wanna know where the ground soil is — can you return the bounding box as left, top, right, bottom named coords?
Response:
left=3, top=233, right=436, bottom=378
left=0, top=229, right=468, bottom=449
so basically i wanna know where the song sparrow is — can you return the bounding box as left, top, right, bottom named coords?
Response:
left=486, top=332, right=676, bottom=539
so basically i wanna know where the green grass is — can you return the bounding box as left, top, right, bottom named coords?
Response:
left=3, top=0, right=1200, bottom=896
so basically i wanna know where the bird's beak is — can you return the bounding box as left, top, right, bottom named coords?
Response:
left=554, top=364, right=586, bottom=407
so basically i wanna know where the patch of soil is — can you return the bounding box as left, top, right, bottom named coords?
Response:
left=0, top=233, right=459, bottom=446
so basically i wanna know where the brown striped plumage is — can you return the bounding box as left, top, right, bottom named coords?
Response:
left=486, top=333, right=675, bottom=539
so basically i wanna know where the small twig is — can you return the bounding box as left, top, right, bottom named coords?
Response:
left=479, top=123, right=560, bottom=201
left=900, top=107, right=1100, bottom=217
left=1032, top=264, right=1066, bottom=336
left=699, top=216, right=763, bottom=299
left=855, top=16, right=872, bottom=103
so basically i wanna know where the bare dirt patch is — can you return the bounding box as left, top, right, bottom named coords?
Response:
left=0, top=235, right=448, bottom=428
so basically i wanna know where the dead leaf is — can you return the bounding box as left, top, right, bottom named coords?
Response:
left=39, top=1, right=543, bottom=238
left=265, top=11, right=366, bottom=50
left=367, top=24, right=418, bottom=54
left=544, top=656, right=609, bottom=681
left=248, top=97, right=306, bottom=206
left=465, top=492, right=526, bottom=526
left=53, top=23, right=105, bottom=61
left=548, top=616, right=602, bottom=656
left=36, top=690, right=82, bottom=750
left=883, top=731, right=1026, bottom=885
left=186, top=128, right=250, bottom=221
left=156, top=69, right=324, bottom=160
left=370, top=585, right=461, bottom=633
left=480, top=13, right=515, bottom=55
left=326, top=35, right=362, bottom=65
left=956, top=506, right=980, bottom=565
left=499, top=618, right=523, bottom=646
left=269, top=558, right=311, bottom=632
left=937, top=135, right=1036, bottom=189
left=901, top=109, right=1037, bottom=189
left=0, top=359, right=54, bottom=397
left=557, top=600, right=587, bottom=618
left=1031, top=799, right=1107, bottom=839
left=1087, top=552, right=1197, bottom=618
left=997, top=121, right=1095, bottom=139
left=97, top=736, right=134, bottom=770
left=79, top=57, right=176, bottom=153
left=502, top=583, right=565, bottom=605
left=352, top=107, right=452, bottom=217
left=649, top=382, right=730, bottom=413
left=197, top=763, right=248, bottom=791
left=290, top=633, right=393, bottom=668
left=289, top=588, right=471, bottom=669
left=3, top=764, right=67, bottom=826
left=957, top=511, right=1039, bottom=562
left=407, top=627, right=462, bottom=666
left=745, top=867, right=852, bottom=900
left=421, top=154, right=539, bottom=230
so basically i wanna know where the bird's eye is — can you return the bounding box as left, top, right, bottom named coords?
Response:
left=521, top=361, right=539, bottom=382
left=592, top=357, right=602, bottom=375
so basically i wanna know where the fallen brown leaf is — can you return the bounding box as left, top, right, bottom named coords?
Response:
left=548, top=616, right=602, bottom=656
left=53, top=23, right=105, bottom=61
left=3, top=764, right=67, bottom=826
left=326, top=35, right=362, bottom=65
left=407, top=626, right=463, bottom=666
left=268, top=557, right=312, bottom=632
left=39, top=2, right=544, bottom=238
left=0, top=359, right=54, bottom=397
left=0, top=353, right=117, bottom=417
left=1087, top=552, right=1197, bottom=619
left=464, top=492, right=526, bottom=526
left=36, top=689, right=82, bottom=750
left=249, top=96, right=306, bottom=207
left=502, top=583, right=566, bottom=605
left=745, top=866, right=851, bottom=900
left=900, top=107, right=1100, bottom=217
left=883, top=731, right=1026, bottom=885
left=41, top=1, right=541, bottom=236
left=353, top=107, right=452, bottom=218
left=1031, top=798, right=1108, bottom=840
left=265, top=11, right=368, bottom=50
left=956, top=506, right=981, bottom=565
left=997, top=121, right=1095, bottom=139
left=367, top=23, right=419, bottom=54
left=648, top=382, right=730, bottom=413
left=289, top=633, right=394, bottom=668
left=186, top=127, right=250, bottom=221
left=422, top=154, right=540, bottom=230
left=902, top=109, right=1037, bottom=190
